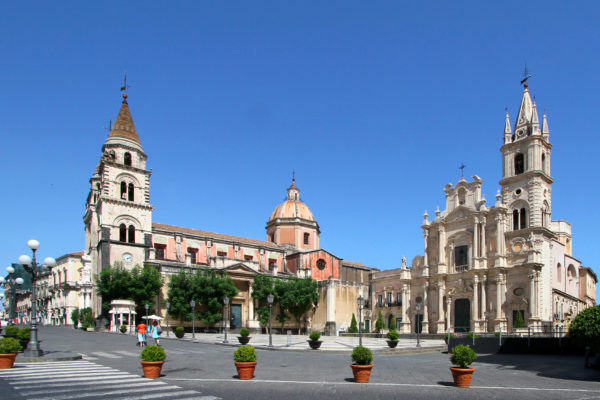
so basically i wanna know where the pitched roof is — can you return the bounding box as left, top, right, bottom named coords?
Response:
left=152, top=222, right=282, bottom=249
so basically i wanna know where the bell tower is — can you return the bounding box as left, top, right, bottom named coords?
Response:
left=84, top=90, right=154, bottom=292
left=499, top=80, right=553, bottom=232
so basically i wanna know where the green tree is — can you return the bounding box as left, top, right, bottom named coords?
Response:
left=130, top=265, right=164, bottom=318
left=70, top=309, right=80, bottom=328
left=274, top=278, right=291, bottom=329
left=251, top=275, right=277, bottom=326
left=513, top=310, right=526, bottom=329
left=280, top=277, right=319, bottom=333
left=375, top=310, right=385, bottom=334
left=167, top=270, right=196, bottom=321
left=569, top=305, right=600, bottom=350
left=96, top=263, right=132, bottom=315
left=348, top=313, right=358, bottom=333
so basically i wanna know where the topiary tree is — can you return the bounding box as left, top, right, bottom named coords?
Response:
left=513, top=310, right=526, bottom=329
left=569, top=305, right=600, bottom=351
left=348, top=313, right=358, bottom=333
left=375, top=311, right=385, bottom=335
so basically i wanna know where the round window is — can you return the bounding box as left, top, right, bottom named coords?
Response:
left=316, top=259, right=326, bottom=270
left=515, top=189, right=522, bottom=195
left=513, top=288, right=524, bottom=296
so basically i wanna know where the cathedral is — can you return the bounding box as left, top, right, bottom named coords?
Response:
left=8, top=80, right=594, bottom=334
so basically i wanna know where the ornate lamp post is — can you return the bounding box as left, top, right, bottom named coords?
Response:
left=145, top=303, right=149, bottom=327
left=128, top=305, right=133, bottom=334
left=165, top=301, right=170, bottom=337
left=358, top=295, right=364, bottom=346
left=415, top=302, right=422, bottom=348
left=267, top=293, right=274, bottom=347
left=223, top=296, right=229, bottom=344
left=190, top=299, right=196, bottom=339
left=18, top=239, right=56, bottom=357
left=0, top=266, right=24, bottom=321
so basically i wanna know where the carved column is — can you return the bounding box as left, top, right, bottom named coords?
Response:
left=438, top=226, right=446, bottom=272
left=473, top=217, right=479, bottom=267
left=248, top=281, right=254, bottom=321
left=535, top=271, right=541, bottom=320
left=496, top=273, right=503, bottom=320
left=481, top=217, right=487, bottom=268
left=448, top=243, right=454, bottom=273
left=422, top=282, right=429, bottom=333
left=472, top=275, right=479, bottom=332
left=481, top=274, right=487, bottom=330
left=423, top=230, right=429, bottom=267
left=446, top=297, right=452, bottom=332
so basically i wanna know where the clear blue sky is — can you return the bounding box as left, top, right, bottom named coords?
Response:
left=1, top=2, right=599, bottom=301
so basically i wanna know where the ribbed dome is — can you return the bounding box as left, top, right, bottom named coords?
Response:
left=267, top=178, right=316, bottom=223
left=269, top=200, right=316, bottom=222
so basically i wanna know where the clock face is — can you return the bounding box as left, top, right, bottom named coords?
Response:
left=122, top=253, right=133, bottom=264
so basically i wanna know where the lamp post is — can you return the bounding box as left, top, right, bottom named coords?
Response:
left=415, top=302, right=422, bottom=348
left=165, top=301, right=170, bottom=337
left=1, top=266, right=24, bottom=322
left=18, top=239, right=56, bottom=357
left=145, top=303, right=149, bottom=327
left=358, top=295, right=364, bottom=347
left=190, top=300, right=196, bottom=339
left=267, top=293, right=274, bottom=347
left=128, top=306, right=133, bottom=334
left=223, top=296, right=229, bottom=344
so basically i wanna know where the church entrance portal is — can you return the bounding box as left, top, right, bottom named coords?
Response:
left=230, top=304, right=242, bottom=330
left=454, top=298, right=470, bottom=332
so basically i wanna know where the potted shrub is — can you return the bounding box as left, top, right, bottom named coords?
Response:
left=4, top=325, right=18, bottom=339
left=140, top=345, right=166, bottom=378
left=449, top=344, right=477, bottom=388
left=0, top=337, right=22, bottom=368
left=17, top=327, right=30, bottom=351
left=307, top=331, right=322, bottom=350
left=81, top=322, right=90, bottom=331
left=386, top=329, right=399, bottom=348
left=350, top=345, right=373, bottom=383
left=175, top=326, right=185, bottom=339
left=238, top=328, right=251, bottom=345
left=233, top=345, right=257, bottom=380
left=120, top=325, right=128, bottom=334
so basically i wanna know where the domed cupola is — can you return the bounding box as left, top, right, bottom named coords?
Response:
left=266, top=177, right=320, bottom=250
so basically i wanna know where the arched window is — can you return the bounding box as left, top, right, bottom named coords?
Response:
left=514, top=153, right=525, bottom=175
left=124, top=152, right=132, bottom=166
left=128, top=225, right=135, bottom=243
left=520, top=208, right=527, bottom=229
left=513, top=209, right=519, bottom=230
left=119, top=224, right=127, bottom=242
left=303, top=232, right=310, bottom=245
left=567, top=265, right=576, bottom=280
left=541, top=153, right=546, bottom=172
left=557, top=263, right=562, bottom=283
left=120, top=182, right=127, bottom=199
left=128, top=183, right=134, bottom=201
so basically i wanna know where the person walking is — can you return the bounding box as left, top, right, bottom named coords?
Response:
left=137, top=322, right=147, bottom=347
left=151, top=321, right=162, bottom=346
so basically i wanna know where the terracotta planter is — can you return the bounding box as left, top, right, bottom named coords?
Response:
left=350, top=364, right=373, bottom=383
left=235, top=361, right=257, bottom=380
left=141, top=360, right=164, bottom=378
left=0, top=354, right=17, bottom=369
left=386, top=340, right=398, bottom=348
left=307, top=340, right=322, bottom=350
left=450, top=367, right=475, bottom=388
left=238, top=336, right=250, bottom=345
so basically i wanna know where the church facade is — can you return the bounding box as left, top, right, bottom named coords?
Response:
left=370, top=82, right=596, bottom=334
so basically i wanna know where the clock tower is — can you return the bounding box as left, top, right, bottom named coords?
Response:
left=83, top=91, right=154, bottom=303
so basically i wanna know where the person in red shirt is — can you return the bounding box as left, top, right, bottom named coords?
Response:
left=137, top=322, right=147, bottom=347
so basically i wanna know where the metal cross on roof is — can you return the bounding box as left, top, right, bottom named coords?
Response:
left=459, top=163, right=466, bottom=178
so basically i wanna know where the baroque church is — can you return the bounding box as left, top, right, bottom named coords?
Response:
left=13, top=79, right=593, bottom=334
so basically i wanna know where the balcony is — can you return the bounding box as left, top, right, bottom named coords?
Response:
left=454, top=264, right=469, bottom=273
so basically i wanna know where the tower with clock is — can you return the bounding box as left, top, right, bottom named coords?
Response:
left=83, top=90, right=154, bottom=314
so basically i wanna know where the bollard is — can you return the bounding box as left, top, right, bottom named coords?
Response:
left=499, top=326, right=502, bottom=347
left=287, top=330, right=292, bottom=347
left=472, top=330, right=475, bottom=346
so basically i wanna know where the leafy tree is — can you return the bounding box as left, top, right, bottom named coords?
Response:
left=71, top=309, right=80, bottom=328
left=274, top=278, right=291, bottom=329
left=513, top=310, right=526, bottom=329
left=375, top=311, right=385, bottom=334
left=569, top=305, right=600, bottom=350
left=251, top=275, right=277, bottom=327
left=348, top=313, right=358, bottom=333
left=280, top=277, right=319, bottom=332
left=95, top=263, right=163, bottom=319
left=166, top=268, right=238, bottom=326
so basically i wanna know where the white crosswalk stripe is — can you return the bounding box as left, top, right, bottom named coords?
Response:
left=82, top=348, right=201, bottom=359
left=0, top=360, right=220, bottom=400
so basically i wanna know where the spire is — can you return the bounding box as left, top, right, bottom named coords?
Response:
left=542, top=111, right=549, bottom=138
left=287, top=175, right=300, bottom=201
left=108, top=93, right=142, bottom=146
left=531, top=101, right=540, bottom=134
left=504, top=110, right=512, bottom=143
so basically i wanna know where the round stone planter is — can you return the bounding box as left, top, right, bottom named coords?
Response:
left=141, top=360, right=165, bottom=379
left=350, top=364, right=373, bottom=383
left=235, top=361, right=257, bottom=380
left=307, top=340, right=322, bottom=350
left=386, top=340, right=398, bottom=348
left=450, top=367, right=475, bottom=388
left=238, top=336, right=250, bottom=345
left=175, top=331, right=185, bottom=339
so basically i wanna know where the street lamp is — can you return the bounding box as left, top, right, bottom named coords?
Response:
left=357, top=295, right=364, bottom=346
left=190, top=299, right=196, bottom=339
left=0, top=266, right=24, bottom=321
left=415, top=302, right=422, bottom=348
left=18, top=239, right=56, bottom=357
left=145, top=303, right=149, bottom=326
left=223, top=296, right=229, bottom=344
left=165, top=301, right=170, bottom=337
left=267, top=293, right=274, bottom=347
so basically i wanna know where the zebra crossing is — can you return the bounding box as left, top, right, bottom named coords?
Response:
left=84, top=348, right=195, bottom=360
left=0, top=360, right=221, bottom=400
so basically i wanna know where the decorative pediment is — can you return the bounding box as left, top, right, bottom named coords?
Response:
left=444, top=206, right=473, bottom=223
left=220, top=263, right=258, bottom=275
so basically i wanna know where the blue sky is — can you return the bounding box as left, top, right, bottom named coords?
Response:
left=1, top=2, right=599, bottom=301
